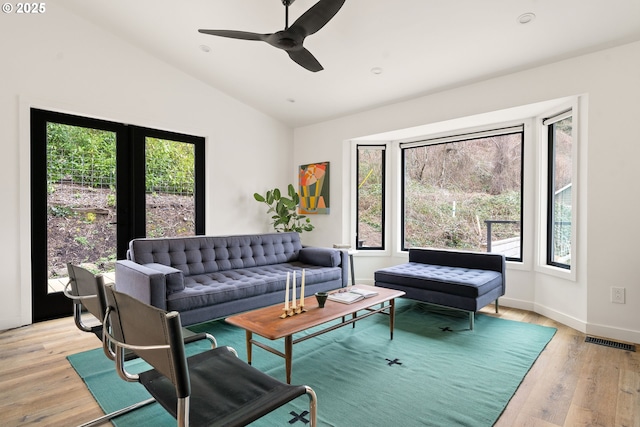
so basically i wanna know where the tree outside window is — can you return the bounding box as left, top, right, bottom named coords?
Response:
left=402, top=130, right=523, bottom=261
left=357, top=146, right=385, bottom=249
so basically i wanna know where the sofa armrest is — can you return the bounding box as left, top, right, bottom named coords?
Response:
left=299, top=247, right=348, bottom=287
left=339, top=249, right=348, bottom=287
left=143, top=263, right=185, bottom=294
left=115, top=260, right=168, bottom=310
left=299, top=247, right=341, bottom=267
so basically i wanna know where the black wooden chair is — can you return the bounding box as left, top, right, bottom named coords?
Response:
left=102, top=283, right=318, bottom=427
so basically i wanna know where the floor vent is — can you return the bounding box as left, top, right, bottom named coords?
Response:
left=585, top=336, right=636, bottom=352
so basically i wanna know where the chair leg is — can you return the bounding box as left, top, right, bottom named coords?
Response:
left=73, top=303, right=94, bottom=333
left=305, top=386, right=318, bottom=427
left=177, top=396, right=190, bottom=427
left=469, top=312, right=475, bottom=330
left=495, top=298, right=499, bottom=313
left=77, top=397, right=155, bottom=427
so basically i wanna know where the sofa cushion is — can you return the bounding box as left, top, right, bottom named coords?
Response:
left=144, top=263, right=185, bottom=294
left=374, top=262, right=502, bottom=298
left=166, top=263, right=342, bottom=312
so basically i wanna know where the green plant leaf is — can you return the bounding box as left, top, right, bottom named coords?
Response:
left=287, top=184, right=297, bottom=198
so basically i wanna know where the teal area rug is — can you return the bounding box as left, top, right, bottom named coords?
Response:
left=67, top=301, right=556, bottom=426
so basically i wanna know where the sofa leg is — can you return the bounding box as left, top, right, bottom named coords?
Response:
left=469, top=312, right=475, bottom=330
left=495, top=298, right=499, bottom=313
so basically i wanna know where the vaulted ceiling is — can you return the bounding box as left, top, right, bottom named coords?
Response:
left=58, top=0, right=640, bottom=127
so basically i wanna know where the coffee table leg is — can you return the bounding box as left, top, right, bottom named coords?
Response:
left=285, top=335, right=293, bottom=384
left=246, top=330, right=253, bottom=365
left=390, top=299, right=396, bottom=340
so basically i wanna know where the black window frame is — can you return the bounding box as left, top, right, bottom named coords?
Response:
left=355, top=144, right=386, bottom=250
left=545, top=112, right=573, bottom=270
left=400, top=127, right=525, bottom=262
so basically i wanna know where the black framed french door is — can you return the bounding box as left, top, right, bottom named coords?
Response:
left=30, top=109, right=205, bottom=322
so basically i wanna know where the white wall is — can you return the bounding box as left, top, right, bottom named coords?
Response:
left=294, top=41, right=640, bottom=344
left=1, top=6, right=292, bottom=330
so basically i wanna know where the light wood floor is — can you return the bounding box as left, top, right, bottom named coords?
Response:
left=1, top=306, right=638, bottom=427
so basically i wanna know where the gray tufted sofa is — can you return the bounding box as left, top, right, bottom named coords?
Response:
left=374, top=248, right=505, bottom=329
left=115, top=232, right=347, bottom=325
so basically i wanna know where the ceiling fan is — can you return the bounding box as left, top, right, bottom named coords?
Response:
left=198, top=0, right=346, bottom=72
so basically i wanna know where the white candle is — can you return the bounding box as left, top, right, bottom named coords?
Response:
left=284, top=272, right=290, bottom=310
left=292, top=271, right=297, bottom=308
left=300, top=269, right=305, bottom=304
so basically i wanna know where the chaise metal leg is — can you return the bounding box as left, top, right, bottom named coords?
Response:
left=495, top=298, right=499, bottom=313
left=469, top=312, right=475, bottom=330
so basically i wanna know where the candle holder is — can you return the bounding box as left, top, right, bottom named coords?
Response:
left=279, top=269, right=307, bottom=318
left=280, top=307, right=294, bottom=318
left=279, top=306, right=306, bottom=318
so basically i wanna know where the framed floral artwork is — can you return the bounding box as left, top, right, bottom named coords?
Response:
left=299, top=161, right=329, bottom=214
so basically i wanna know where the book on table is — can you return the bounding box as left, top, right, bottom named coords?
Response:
left=328, top=287, right=379, bottom=304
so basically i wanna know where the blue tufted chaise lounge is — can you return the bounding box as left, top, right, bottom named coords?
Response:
left=374, top=248, right=505, bottom=329
left=115, top=232, right=347, bottom=326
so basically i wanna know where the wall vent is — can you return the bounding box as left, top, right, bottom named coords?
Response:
left=585, top=336, right=636, bottom=352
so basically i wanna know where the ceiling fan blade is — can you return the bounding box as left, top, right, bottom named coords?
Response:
left=290, top=0, right=346, bottom=36
left=288, top=48, right=324, bottom=72
left=198, top=0, right=345, bottom=71
left=198, top=29, right=268, bottom=42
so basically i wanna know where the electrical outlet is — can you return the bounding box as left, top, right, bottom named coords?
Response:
left=611, top=287, right=625, bottom=304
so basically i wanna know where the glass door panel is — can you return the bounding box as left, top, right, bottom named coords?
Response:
left=145, top=137, right=196, bottom=238
left=46, top=123, right=118, bottom=292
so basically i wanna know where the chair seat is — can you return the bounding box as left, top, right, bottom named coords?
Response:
left=139, top=347, right=308, bottom=427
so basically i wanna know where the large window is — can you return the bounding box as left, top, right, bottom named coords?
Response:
left=401, top=127, right=524, bottom=261
left=356, top=145, right=385, bottom=249
left=546, top=111, right=573, bottom=269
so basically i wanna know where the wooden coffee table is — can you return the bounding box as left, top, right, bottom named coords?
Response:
left=225, top=285, right=405, bottom=383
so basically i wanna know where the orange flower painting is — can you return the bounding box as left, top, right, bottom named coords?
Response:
left=299, top=162, right=329, bottom=214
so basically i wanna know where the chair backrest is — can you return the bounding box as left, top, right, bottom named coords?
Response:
left=65, top=263, right=108, bottom=322
left=103, top=284, right=191, bottom=398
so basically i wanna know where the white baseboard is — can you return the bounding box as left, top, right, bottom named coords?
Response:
left=585, top=322, right=640, bottom=345
left=374, top=287, right=639, bottom=344
left=498, top=297, right=534, bottom=312
left=501, top=297, right=586, bottom=332
left=0, top=315, right=30, bottom=332
left=532, top=302, right=587, bottom=334
left=500, top=298, right=639, bottom=344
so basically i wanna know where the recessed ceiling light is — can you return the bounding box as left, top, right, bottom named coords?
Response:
left=517, top=12, right=536, bottom=24
left=199, top=44, right=211, bottom=53
left=371, top=67, right=383, bottom=75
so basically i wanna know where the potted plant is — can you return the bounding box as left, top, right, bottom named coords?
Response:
left=254, top=184, right=314, bottom=233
